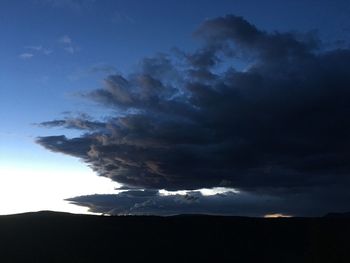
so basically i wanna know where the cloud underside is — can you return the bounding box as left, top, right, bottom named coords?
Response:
left=37, top=15, right=350, bottom=216
left=66, top=186, right=350, bottom=217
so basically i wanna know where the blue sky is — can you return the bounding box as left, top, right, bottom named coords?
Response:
left=1, top=0, right=350, bottom=215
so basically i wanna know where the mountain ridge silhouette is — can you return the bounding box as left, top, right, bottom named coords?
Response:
left=0, top=210, right=349, bottom=262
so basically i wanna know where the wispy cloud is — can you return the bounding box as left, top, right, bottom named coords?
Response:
left=43, top=49, right=53, bottom=55
left=68, top=63, right=117, bottom=81
left=19, top=53, right=34, bottom=59
left=64, top=46, right=76, bottom=54
left=59, top=35, right=79, bottom=54
left=59, top=35, right=72, bottom=44
left=25, top=45, right=53, bottom=56
left=25, top=45, right=43, bottom=51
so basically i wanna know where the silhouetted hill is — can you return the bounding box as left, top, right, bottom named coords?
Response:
left=0, top=211, right=349, bottom=262
left=324, top=212, right=350, bottom=218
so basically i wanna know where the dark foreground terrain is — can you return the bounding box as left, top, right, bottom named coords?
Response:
left=0, top=211, right=349, bottom=262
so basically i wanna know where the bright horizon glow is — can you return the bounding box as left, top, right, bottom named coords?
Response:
left=264, top=213, right=292, bottom=218
left=0, top=164, right=120, bottom=215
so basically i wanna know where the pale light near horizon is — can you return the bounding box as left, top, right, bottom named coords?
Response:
left=264, top=213, right=292, bottom=218
left=0, top=164, right=120, bottom=215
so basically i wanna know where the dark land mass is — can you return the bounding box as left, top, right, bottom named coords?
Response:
left=324, top=212, right=350, bottom=218
left=0, top=211, right=349, bottom=262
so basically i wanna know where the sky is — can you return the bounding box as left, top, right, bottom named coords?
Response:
left=1, top=0, right=350, bottom=216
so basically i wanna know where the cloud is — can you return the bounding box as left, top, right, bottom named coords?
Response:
left=43, top=49, right=53, bottom=55
left=64, top=46, right=76, bottom=54
left=66, top=185, right=350, bottom=216
left=25, top=45, right=43, bottom=51
left=38, top=117, right=105, bottom=131
left=38, top=15, right=350, bottom=216
left=25, top=45, right=53, bottom=56
left=18, top=43, right=53, bottom=62
left=59, top=35, right=78, bottom=54
left=19, top=53, right=34, bottom=59
left=60, top=35, right=72, bottom=44
left=67, top=190, right=272, bottom=216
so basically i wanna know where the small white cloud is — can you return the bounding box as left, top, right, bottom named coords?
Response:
left=60, top=35, right=72, bottom=44
left=19, top=53, right=34, bottom=59
left=25, top=45, right=43, bottom=51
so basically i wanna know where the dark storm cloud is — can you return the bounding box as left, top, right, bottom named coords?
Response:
left=67, top=190, right=276, bottom=216
left=194, top=15, right=318, bottom=61
left=37, top=135, right=94, bottom=158
left=66, top=186, right=350, bottom=217
left=38, top=15, right=350, bottom=215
